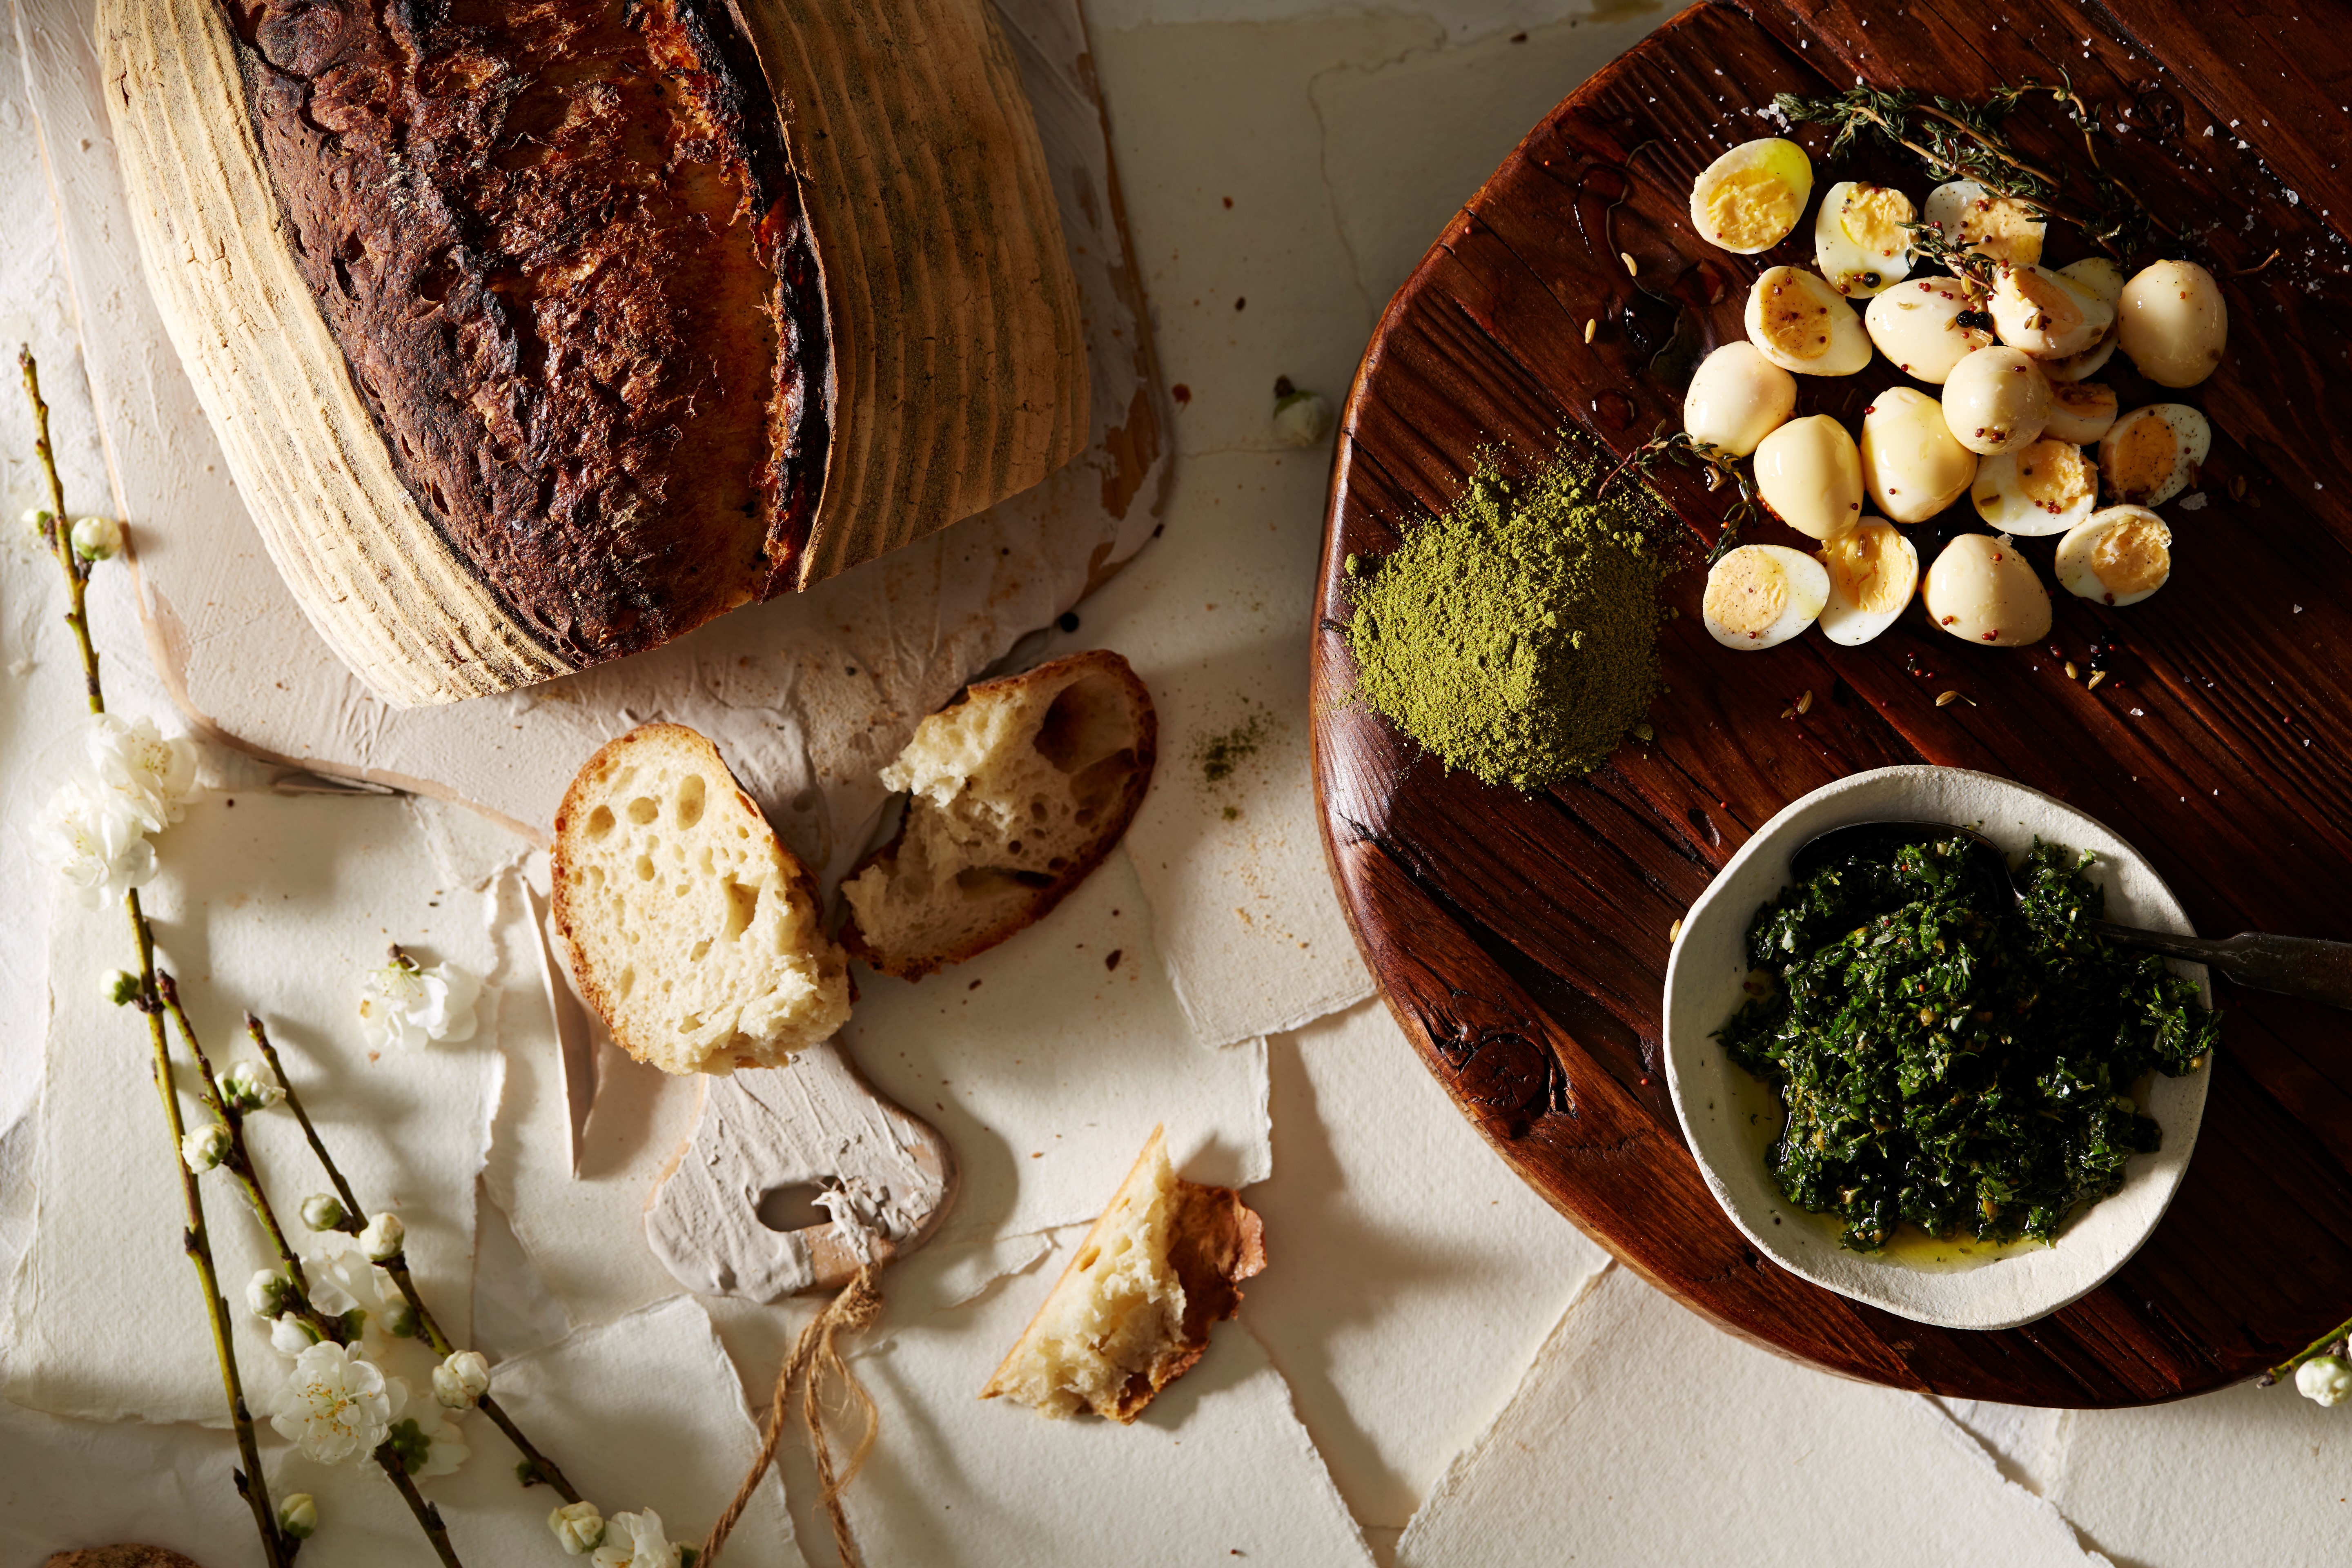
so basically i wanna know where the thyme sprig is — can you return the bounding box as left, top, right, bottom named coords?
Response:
left=1600, top=428, right=1758, bottom=562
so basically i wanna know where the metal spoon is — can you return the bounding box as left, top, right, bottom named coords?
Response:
left=1790, top=821, right=2352, bottom=1011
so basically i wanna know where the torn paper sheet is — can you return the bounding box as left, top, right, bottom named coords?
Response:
left=1396, top=1267, right=2103, bottom=1567
left=839, top=1228, right=1376, bottom=1567
left=1251, top=1000, right=1611, bottom=1532
left=6, top=791, right=495, bottom=1426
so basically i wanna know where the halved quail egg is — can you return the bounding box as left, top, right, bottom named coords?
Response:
left=1859, top=386, right=1977, bottom=523
left=2100, top=403, right=2210, bottom=506
left=1702, top=543, right=1831, bottom=649
left=1683, top=342, right=1797, bottom=457
left=2056, top=506, right=2172, bottom=606
left=1745, top=266, right=1874, bottom=375
left=2060, top=258, right=2127, bottom=308
left=2036, top=259, right=2125, bottom=382
left=1755, top=414, right=1865, bottom=540
left=1817, top=519, right=1920, bottom=646
left=2118, top=259, right=2228, bottom=387
left=1689, top=138, right=1813, bottom=254
left=1942, top=347, right=2051, bottom=455
left=1814, top=181, right=1917, bottom=296
left=1864, top=278, right=1997, bottom=383
left=1989, top=263, right=2115, bottom=359
left=1970, top=438, right=2098, bottom=537
left=1923, top=533, right=2053, bottom=646
left=1924, top=180, right=2046, bottom=266
left=2042, top=380, right=2119, bottom=444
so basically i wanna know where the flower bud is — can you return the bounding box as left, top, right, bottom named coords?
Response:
left=220, top=1058, right=285, bottom=1113
left=19, top=506, right=51, bottom=540
left=2298, top=1354, right=2352, bottom=1408
left=278, top=1492, right=319, bottom=1540
left=180, top=1123, right=231, bottom=1174
left=549, top=1499, right=606, bottom=1555
left=1272, top=388, right=1334, bottom=448
left=360, top=1211, right=405, bottom=1261
left=102, top=969, right=141, bottom=1007
left=434, top=1348, right=491, bottom=1410
left=246, top=1267, right=293, bottom=1319
left=272, top=1312, right=321, bottom=1356
left=70, top=514, right=123, bottom=561
left=300, top=1192, right=347, bottom=1232
left=383, top=1298, right=421, bottom=1339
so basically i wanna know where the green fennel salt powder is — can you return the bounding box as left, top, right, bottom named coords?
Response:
left=1345, top=441, right=1670, bottom=791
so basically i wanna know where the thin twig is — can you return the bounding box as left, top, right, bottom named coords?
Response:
left=2267, top=1314, right=2352, bottom=1385
left=377, top=1448, right=466, bottom=1568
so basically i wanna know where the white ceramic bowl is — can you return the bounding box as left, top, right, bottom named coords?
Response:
left=1662, top=765, right=2212, bottom=1331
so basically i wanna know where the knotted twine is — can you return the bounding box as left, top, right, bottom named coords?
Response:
left=701, top=1265, right=885, bottom=1568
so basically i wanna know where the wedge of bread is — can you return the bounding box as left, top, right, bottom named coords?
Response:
left=840, top=650, right=1156, bottom=979
left=552, top=724, right=850, bottom=1076
left=981, top=1126, right=1266, bottom=1421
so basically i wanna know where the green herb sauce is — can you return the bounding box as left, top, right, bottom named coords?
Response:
left=1718, top=835, right=2219, bottom=1251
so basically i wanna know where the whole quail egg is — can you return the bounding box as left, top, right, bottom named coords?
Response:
left=1702, top=543, right=1831, bottom=649
left=1689, top=138, right=1814, bottom=254
left=1745, top=266, right=1875, bottom=376
left=1816, top=519, right=1920, bottom=646
left=1970, top=438, right=2098, bottom=537
left=1755, top=414, right=1865, bottom=540
left=1923, top=532, right=2053, bottom=646
left=1814, top=181, right=1917, bottom=296
left=1989, top=263, right=2115, bottom=359
left=2042, top=380, right=2119, bottom=444
left=1942, top=347, right=2051, bottom=455
left=1859, top=387, right=1977, bottom=523
left=2056, top=506, right=2173, bottom=606
left=1683, top=342, right=1797, bottom=457
left=1924, top=180, right=2047, bottom=266
left=1864, top=278, right=1997, bottom=383
left=2100, top=403, right=2211, bottom=506
left=2118, top=259, right=2228, bottom=387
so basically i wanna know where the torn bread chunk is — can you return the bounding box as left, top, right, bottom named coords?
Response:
left=552, top=723, right=850, bottom=1075
left=840, top=649, right=1156, bottom=979
left=982, top=1126, right=1266, bottom=1421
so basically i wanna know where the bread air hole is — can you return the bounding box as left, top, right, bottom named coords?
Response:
left=675, top=774, right=706, bottom=829
left=1032, top=676, right=1129, bottom=773
left=690, top=938, right=711, bottom=962
left=635, top=855, right=656, bottom=881
left=721, top=879, right=759, bottom=940
left=586, top=804, right=616, bottom=839
left=626, top=795, right=659, bottom=826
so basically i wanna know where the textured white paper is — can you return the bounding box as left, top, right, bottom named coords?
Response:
left=6, top=791, right=494, bottom=1425
left=1396, top=1267, right=2103, bottom=1566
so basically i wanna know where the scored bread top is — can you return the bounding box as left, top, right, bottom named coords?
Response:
left=552, top=724, right=849, bottom=1075
left=840, top=650, right=1156, bottom=978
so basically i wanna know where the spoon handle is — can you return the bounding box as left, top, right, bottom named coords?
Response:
left=2091, top=923, right=2352, bottom=1010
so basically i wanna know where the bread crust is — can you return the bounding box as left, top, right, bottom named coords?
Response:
left=226, top=0, right=830, bottom=664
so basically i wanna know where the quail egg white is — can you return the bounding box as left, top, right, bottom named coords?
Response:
left=1864, top=278, right=1997, bottom=383
left=1702, top=543, right=1831, bottom=649
left=2100, top=403, right=2211, bottom=507
left=2056, top=506, right=2172, bottom=606
left=1923, top=533, right=2053, bottom=646
left=1859, top=387, right=1978, bottom=523
left=1683, top=342, right=1797, bottom=457
left=2060, top=257, right=2127, bottom=309
left=1970, top=439, right=2098, bottom=537
left=2042, top=380, right=2119, bottom=444
left=1942, top=346, right=2051, bottom=455
left=1755, top=414, right=1866, bottom=540
left=2118, top=259, right=2229, bottom=387
left=1989, top=263, right=2115, bottom=359
left=1745, top=266, right=1875, bottom=375
left=1689, top=138, right=1814, bottom=254
left=2034, top=259, right=2125, bottom=381
left=1924, top=180, right=2047, bottom=266
left=1814, top=181, right=1917, bottom=296
left=1816, top=519, right=1920, bottom=646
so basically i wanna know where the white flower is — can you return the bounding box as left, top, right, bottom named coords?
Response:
left=180, top=1123, right=230, bottom=1173
left=385, top=1406, right=471, bottom=1479
left=271, top=1312, right=320, bottom=1357
left=304, top=1229, right=395, bottom=1330
left=33, top=778, right=156, bottom=908
left=246, top=1268, right=293, bottom=1319
left=82, top=712, right=197, bottom=832
left=70, top=514, right=122, bottom=561
left=300, top=1192, right=347, bottom=1232
left=2298, top=1354, right=2352, bottom=1408
left=593, top=1510, right=682, bottom=1568
left=220, top=1057, right=285, bottom=1113
left=278, top=1493, right=318, bottom=1540
left=358, top=956, right=481, bottom=1052
left=549, top=1501, right=606, bottom=1555
left=433, top=1349, right=491, bottom=1410
left=272, top=1340, right=402, bottom=1465
left=1272, top=388, right=1334, bottom=448
left=360, top=1211, right=406, bottom=1262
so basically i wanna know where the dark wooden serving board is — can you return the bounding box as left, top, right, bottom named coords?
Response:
left=1312, top=0, right=2352, bottom=1406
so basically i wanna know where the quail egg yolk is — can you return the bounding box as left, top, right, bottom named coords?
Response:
left=1706, top=168, right=1806, bottom=253
left=1840, top=186, right=1913, bottom=261
left=2008, top=268, right=2083, bottom=339
left=2094, top=516, right=2170, bottom=597
left=1823, top=526, right=1908, bottom=615
left=1957, top=195, right=2045, bottom=264
left=1757, top=277, right=1833, bottom=361
left=2017, top=440, right=2095, bottom=514
left=2109, top=417, right=2178, bottom=501
left=1703, top=552, right=1787, bottom=638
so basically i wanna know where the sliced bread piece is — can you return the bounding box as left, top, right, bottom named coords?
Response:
left=981, top=1126, right=1266, bottom=1421
left=552, top=724, right=850, bottom=1075
left=840, top=649, right=1156, bottom=979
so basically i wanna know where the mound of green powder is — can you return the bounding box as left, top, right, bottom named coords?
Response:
left=1345, top=443, right=1671, bottom=791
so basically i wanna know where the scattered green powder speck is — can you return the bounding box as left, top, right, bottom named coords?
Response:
left=1196, top=713, right=1269, bottom=785
left=1345, top=439, right=1672, bottom=791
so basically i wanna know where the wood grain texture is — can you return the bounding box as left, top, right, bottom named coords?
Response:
left=1313, top=0, right=2352, bottom=1405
